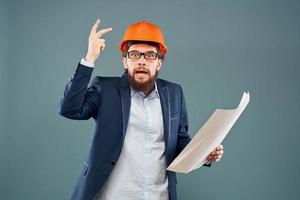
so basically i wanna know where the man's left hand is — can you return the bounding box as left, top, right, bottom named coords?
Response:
left=206, top=144, right=224, bottom=162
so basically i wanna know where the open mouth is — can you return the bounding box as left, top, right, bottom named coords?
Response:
left=135, top=70, right=149, bottom=75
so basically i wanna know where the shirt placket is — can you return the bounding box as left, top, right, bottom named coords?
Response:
left=143, top=94, right=154, bottom=200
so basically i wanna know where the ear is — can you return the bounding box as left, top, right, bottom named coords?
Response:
left=122, top=56, right=128, bottom=70
left=156, top=59, right=162, bottom=71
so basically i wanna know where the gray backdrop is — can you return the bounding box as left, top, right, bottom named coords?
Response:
left=1, top=0, right=299, bottom=199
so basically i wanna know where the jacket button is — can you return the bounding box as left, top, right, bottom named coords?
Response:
left=111, top=161, right=116, bottom=166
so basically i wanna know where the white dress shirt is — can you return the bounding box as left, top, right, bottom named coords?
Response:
left=91, top=81, right=169, bottom=200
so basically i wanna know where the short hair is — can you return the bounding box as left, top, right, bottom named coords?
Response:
left=122, top=40, right=165, bottom=61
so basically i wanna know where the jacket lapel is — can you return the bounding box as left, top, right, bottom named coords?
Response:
left=118, top=72, right=131, bottom=140
left=157, top=79, right=170, bottom=158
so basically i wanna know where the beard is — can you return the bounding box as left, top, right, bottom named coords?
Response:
left=128, top=68, right=159, bottom=93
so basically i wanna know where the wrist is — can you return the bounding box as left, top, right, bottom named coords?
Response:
left=84, top=55, right=95, bottom=64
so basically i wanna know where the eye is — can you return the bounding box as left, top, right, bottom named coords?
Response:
left=128, top=51, right=141, bottom=59
left=145, top=51, right=157, bottom=59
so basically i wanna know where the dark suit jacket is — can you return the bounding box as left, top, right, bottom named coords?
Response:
left=59, top=63, right=211, bottom=200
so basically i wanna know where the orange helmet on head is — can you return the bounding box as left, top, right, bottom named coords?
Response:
left=119, top=20, right=168, bottom=55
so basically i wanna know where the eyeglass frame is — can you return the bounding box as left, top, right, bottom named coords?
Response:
left=127, top=51, right=159, bottom=60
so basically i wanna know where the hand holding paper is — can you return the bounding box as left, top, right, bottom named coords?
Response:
left=167, top=92, right=250, bottom=173
left=206, top=144, right=224, bottom=163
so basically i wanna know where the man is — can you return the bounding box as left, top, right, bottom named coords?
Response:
left=59, top=19, right=224, bottom=200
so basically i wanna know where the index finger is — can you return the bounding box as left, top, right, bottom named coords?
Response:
left=96, top=27, right=113, bottom=38
left=90, top=19, right=100, bottom=35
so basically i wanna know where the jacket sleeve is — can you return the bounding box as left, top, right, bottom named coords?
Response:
left=58, top=63, right=102, bottom=120
left=176, top=85, right=212, bottom=167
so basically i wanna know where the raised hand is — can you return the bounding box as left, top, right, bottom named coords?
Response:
left=85, top=19, right=112, bottom=63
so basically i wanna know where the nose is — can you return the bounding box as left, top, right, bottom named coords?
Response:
left=138, top=55, right=147, bottom=66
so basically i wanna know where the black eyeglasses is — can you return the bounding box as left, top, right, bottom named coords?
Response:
left=127, top=51, right=158, bottom=60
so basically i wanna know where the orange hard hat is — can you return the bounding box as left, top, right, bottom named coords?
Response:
left=119, top=20, right=167, bottom=55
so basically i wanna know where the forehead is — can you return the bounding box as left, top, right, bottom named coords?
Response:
left=128, top=43, right=157, bottom=52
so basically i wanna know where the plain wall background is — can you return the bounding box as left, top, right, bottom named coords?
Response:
left=1, top=0, right=299, bottom=199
